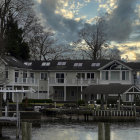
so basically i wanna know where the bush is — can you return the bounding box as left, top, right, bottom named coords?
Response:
left=96, top=99, right=101, bottom=104
left=22, top=98, right=53, bottom=104
left=77, top=100, right=85, bottom=106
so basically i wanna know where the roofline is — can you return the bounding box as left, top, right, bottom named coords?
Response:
left=1, top=58, right=8, bottom=65
left=98, top=60, right=132, bottom=71
left=123, top=85, right=140, bottom=94
left=29, top=69, right=99, bottom=72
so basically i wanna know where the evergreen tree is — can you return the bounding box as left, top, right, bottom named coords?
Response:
left=5, top=14, right=30, bottom=60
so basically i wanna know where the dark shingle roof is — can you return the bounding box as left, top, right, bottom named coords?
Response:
left=25, top=60, right=111, bottom=71
left=2, top=56, right=27, bottom=69
left=82, top=84, right=133, bottom=95
left=126, top=62, right=140, bottom=71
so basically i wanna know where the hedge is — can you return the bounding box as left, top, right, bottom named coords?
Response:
left=22, top=98, right=53, bottom=104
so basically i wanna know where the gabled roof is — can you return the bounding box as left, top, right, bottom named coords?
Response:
left=98, top=60, right=132, bottom=70
left=2, top=56, right=27, bottom=69
left=126, top=62, right=140, bottom=71
left=82, top=84, right=134, bottom=95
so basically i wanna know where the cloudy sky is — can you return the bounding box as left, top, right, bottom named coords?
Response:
left=35, top=0, right=140, bottom=61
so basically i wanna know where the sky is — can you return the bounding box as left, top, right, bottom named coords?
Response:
left=34, top=0, right=140, bottom=61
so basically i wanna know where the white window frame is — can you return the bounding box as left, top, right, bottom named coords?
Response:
left=40, top=72, right=48, bottom=80
left=122, top=71, right=129, bottom=81
left=55, top=72, right=65, bottom=83
left=87, top=72, right=95, bottom=80
left=76, top=73, right=86, bottom=79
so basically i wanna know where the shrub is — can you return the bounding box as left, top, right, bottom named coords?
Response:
left=22, top=98, right=53, bottom=104
left=77, top=100, right=85, bottom=106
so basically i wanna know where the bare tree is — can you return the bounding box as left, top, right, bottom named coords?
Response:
left=101, top=47, right=121, bottom=60
left=76, top=17, right=107, bottom=60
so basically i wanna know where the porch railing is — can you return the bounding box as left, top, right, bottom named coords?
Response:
left=49, top=78, right=97, bottom=85
left=14, top=78, right=38, bottom=85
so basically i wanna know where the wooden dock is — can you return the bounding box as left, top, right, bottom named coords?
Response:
left=0, top=117, right=17, bottom=126
left=41, top=108, right=137, bottom=122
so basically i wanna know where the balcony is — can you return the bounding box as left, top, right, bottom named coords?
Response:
left=14, top=78, right=38, bottom=85
left=49, top=78, right=97, bottom=86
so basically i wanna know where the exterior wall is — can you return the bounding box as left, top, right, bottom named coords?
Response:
left=1, top=59, right=140, bottom=102
left=49, top=71, right=99, bottom=86
left=99, top=70, right=133, bottom=85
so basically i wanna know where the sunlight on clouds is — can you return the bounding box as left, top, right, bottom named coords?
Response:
left=120, top=42, right=140, bottom=47
left=121, top=51, right=136, bottom=61
left=113, top=41, right=140, bottom=61
left=55, top=9, right=74, bottom=19
left=97, top=0, right=117, bottom=14
left=54, top=0, right=92, bottom=20
left=86, top=18, right=95, bottom=24
left=75, top=16, right=87, bottom=22
left=36, top=0, right=41, bottom=4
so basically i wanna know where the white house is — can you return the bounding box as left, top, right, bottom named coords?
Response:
left=0, top=55, right=140, bottom=103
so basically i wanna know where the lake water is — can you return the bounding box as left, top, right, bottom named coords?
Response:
left=2, top=122, right=140, bottom=140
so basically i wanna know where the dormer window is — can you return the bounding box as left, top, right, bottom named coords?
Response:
left=42, top=62, right=50, bottom=66
left=40, top=73, right=47, bottom=80
left=57, top=62, right=66, bottom=66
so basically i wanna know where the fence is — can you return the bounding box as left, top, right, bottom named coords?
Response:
left=92, top=110, right=136, bottom=117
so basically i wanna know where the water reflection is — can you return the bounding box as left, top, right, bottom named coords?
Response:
left=1, top=122, right=140, bottom=140
left=32, top=123, right=98, bottom=140
left=98, top=123, right=110, bottom=140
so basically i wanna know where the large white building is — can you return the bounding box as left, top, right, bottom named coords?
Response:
left=0, top=55, right=140, bottom=103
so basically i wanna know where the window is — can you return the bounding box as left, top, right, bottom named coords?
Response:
left=56, top=73, right=64, bottom=83
left=122, top=71, right=129, bottom=80
left=111, top=71, right=120, bottom=81
left=71, top=91, right=75, bottom=97
left=30, top=73, right=34, bottom=78
left=23, top=71, right=27, bottom=83
left=76, top=73, right=85, bottom=79
left=23, top=71, right=27, bottom=78
left=15, top=70, right=19, bottom=82
left=41, top=62, right=50, bottom=66
left=74, top=63, right=83, bottom=67
left=5, top=67, right=8, bottom=79
left=102, top=71, right=109, bottom=80
left=57, top=62, right=66, bottom=66
left=55, top=90, right=64, bottom=97
left=87, top=73, right=94, bottom=79
left=40, top=73, right=47, bottom=80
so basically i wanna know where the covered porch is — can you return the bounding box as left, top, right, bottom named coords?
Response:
left=82, top=84, right=140, bottom=107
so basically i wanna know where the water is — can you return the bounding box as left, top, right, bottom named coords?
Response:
left=2, top=122, right=140, bottom=140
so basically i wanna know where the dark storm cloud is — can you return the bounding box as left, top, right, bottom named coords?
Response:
left=37, top=0, right=138, bottom=43
left=39, top=0, right=84, bottom=42
left=106, top=0, right=137, bottom=42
